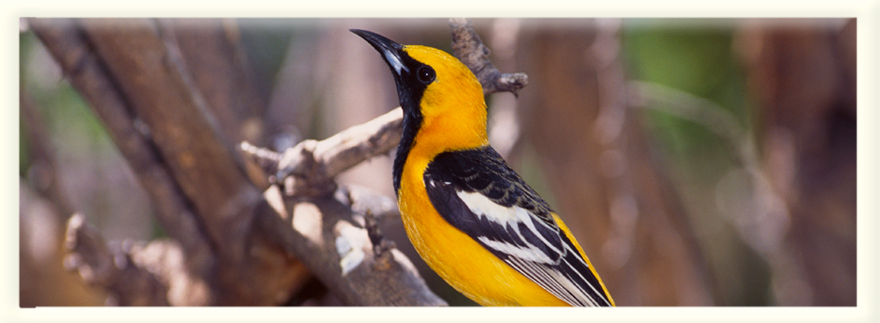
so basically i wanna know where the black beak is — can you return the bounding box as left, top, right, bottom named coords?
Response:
left=350, top=29, right=409, bottom=77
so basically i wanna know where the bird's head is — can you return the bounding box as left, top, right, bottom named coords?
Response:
left=351, top=29, right=488, bottom=151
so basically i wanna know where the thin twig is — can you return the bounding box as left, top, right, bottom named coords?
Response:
left=450, top=18, right=528, bottom=96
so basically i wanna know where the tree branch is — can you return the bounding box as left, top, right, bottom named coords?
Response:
left=160, top=18, right=272, bottom=189
left=243, top=108, right=404, bottom=197
left=450, top=18, right=528, bottom=96
left=30, top=18, right=305, bottom=306
left=241, top=112, right=444, bottom=305
left=28, top=19, right=218, bottom=290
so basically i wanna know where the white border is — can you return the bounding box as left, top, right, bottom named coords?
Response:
left=5, top=1, right=878, bottom=322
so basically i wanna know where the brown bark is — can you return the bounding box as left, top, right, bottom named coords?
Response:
left=30, top=18, right=304, bottom=305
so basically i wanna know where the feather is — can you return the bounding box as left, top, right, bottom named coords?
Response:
left=424, top=146, right=613, bottom=306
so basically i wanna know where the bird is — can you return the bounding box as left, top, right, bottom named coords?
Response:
left=351, top=29, right=615, bottom=307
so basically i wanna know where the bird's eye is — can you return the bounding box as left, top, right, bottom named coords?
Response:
left=417, top=66, right=436, bottom=84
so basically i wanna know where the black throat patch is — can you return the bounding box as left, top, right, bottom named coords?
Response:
left=393, top=107, right=422, bottom=194
left=390, top=51, right=431, bottom=194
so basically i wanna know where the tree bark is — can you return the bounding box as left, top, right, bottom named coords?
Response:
left=30, top=18, right=306, bottom=305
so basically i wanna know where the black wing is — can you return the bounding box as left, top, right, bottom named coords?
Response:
left=424, top=147, right=613, bottom=306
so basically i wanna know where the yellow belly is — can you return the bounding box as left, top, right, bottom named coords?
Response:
left=398, top=172, right=570, bottom=306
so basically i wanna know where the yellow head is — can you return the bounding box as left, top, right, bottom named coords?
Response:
left=352, top=30, right=489, bottom=192
left=402, top=45, right=489, bottom=151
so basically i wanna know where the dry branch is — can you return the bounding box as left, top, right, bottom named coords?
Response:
left=28, top=20, right=219, bottom=303
left=241, top=108, right=446, bottom=305
left=78, top=18, right=258, bottom=239
left=243, top=108, right=404, bottom=197
left=30, top=18, right=303, bottom=306
left=28, top=18, right=212, bottom=264
left=450, top=18, right=528, bottom=96
left=160, top=18, right=272, bottom=189
left=74, top=21, right=305, bottom=304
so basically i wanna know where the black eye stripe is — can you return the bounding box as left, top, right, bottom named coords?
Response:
left=417, top=65, right=436, bottom=84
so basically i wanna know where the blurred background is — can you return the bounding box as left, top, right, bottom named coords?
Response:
left=19, top=18, right=856, bottom=306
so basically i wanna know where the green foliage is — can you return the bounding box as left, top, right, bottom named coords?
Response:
left=21, top=31, right=114, bottom=160
left=20, top=116, right=29, bottom=177
left=238, top=18, right=298, bottom=88
left=622, top=19, right=772, bottom=305
left=623, top=20, right=748, bottom=163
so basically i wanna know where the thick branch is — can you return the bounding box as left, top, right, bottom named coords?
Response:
left=160, top=18, right=272, bottom=190
left=30, top=18, right=304, bottom=306
left=78, top=18, right=259, bottom=244
left=161, top=19, right=269, bottom=144
left=28, top=19, right=216, bottom=281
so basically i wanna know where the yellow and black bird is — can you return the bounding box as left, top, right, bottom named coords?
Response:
left=352, top=29, right=614, bottom=307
